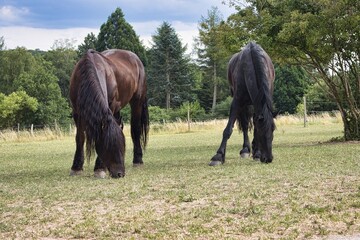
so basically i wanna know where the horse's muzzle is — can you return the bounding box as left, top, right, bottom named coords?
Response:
left=110, top=171, right=125, bottom=178
left=260, top=155, right=273, bottom=163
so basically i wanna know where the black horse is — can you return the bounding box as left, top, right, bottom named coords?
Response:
left=69, top=49, right=149, bottom=178
left=209, top=42, right=275, bottom=166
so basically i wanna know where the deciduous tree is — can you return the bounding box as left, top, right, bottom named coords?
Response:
left=0, top=91, right=38, bottom=128
left=225, top=0, right=360, bottom=140
left=44, top=39, right=77, bottom=101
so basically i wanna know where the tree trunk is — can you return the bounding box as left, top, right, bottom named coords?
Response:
left=166, top=91, right=171, bottom=110
left=342, top=109, right=360, bottom=141
left=211, top=62, right=217, bottom=113
left=166, top=71, right=171, bottom=110
left=308, top=58, right=360, bottom=141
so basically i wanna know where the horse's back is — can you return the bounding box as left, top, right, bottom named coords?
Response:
left=102, top=49, right=146, bottom=106
left=228, top=42, right=275, bottom=103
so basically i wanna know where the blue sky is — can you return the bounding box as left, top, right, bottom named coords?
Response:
left=0, top=0, right=236, bottom=53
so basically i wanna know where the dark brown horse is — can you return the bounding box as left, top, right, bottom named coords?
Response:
left=69, top=49, right=149, bottom=178
left=210, top=42, right=275, bottom=166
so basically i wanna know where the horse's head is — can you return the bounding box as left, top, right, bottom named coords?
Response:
left=254, top=110, right=275, bottom=163
left=96, top=119, right=126, bottom=178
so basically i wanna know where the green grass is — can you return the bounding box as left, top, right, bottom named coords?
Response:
left=0, top=118, right=359, bottom=239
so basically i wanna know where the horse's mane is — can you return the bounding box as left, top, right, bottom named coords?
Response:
left=248, top=42, right=275, bottom=130
left=77, top=50, right=124, bottom=160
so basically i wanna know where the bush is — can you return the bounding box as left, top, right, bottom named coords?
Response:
left=148, top=106, right=171, bottom=123
left=213, top=96, right=232, bottom=118
left=170, top=101, right=207, bottom=121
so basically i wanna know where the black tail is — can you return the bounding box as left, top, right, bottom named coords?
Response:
left=248, top=42, right=272, bottom=110
left=140, top=97, right=150, bottom=149
left=247, top=42, right=275, bottom=132
left=77, top=52, right=120, bottom=160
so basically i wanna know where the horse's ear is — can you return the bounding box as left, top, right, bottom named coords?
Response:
left=273, top=110, right=280, bottom=119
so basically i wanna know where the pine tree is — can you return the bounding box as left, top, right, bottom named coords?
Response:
left=195, top=7, right=228, bottom=113
left=96, top=7, right=147, bottom=65
left=77, top=32, right=97, bottom=58
left=147, top=22, right=195, bottom=109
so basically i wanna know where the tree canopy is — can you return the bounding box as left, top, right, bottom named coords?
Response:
left=147, top=22, right=195, bottom=109
left=195, top=7, right=229, bottom=112
left=96, top=8, right=148, bottom=65
left=224, top=0, right=360, bottom=140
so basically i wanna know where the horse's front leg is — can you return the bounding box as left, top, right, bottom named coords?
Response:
left=209, top=101, right=238, bottom=166
left=94, top=156, right=107, bottom=178
left=252, top=126, right=261, bottom=160
left=70, top=114, right=85, bottom=176
left=238, top=106, right=251, bottom=158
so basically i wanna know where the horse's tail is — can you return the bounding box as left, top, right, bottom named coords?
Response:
left=77, top=51, right=120, bottom=160
left=140, top=97, right=150, bottom=149
left=248, top=42, right=272, bottom=108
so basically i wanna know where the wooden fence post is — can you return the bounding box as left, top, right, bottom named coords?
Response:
left=31, top=124, right=34, bottom=137
left=303, top=96, right=307, bottom=127
left=187, top=103, right=191, bottom=132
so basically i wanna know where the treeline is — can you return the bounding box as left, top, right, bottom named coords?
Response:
left=1, top=2, right=355, bottom=139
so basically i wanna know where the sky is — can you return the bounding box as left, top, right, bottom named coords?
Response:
left=0, top=0, right=237, bottom=55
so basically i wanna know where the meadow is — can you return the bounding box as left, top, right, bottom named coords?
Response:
left=0, top=114, right=359, bottom=239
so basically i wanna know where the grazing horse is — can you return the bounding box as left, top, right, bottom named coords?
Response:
left=69, top=49, right=149, bottom=178
left=209, top=42, right=275, bottom=166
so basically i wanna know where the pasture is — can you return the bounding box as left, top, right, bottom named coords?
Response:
left=0, top=115, right=359, bottom=239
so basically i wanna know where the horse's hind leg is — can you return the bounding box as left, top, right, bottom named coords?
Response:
left=70, top=114, right=85, bottom=176
left=238, top=106, right=251, bottom=158
left=130, top=101, right=144, bottom=166
left=209, top=101, right=238, bottom=166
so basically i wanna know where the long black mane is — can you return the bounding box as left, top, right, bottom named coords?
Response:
left=76, top=51, right=124, bottom=161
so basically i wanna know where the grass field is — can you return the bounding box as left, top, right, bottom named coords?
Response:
left=0, top=115, right=359, bottom=239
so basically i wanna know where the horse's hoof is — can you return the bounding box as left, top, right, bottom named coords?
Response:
left=240, top=152, right=250, bottom=158
left=240, top=148, right=250, bottom=158
left=70, top=170, right=83, bottom=176
left=253, top=151, right=261, bottom=161
left=133, top=163, right=144, bottom=167
left=209, top=160, right=223, bottom=166
left=94, top=170, right=107, bottom=179
left=211, top=153, right=224, bottom=162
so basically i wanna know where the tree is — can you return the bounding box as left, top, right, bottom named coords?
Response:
left=273, top=65, right=310, bottom=114
left=77, top=32, right=97, bottom=58
left=225, top=0, right=360, bottom=140
left=0, top=36, right=4, bottom=50
left=305, top=81, right=338, bottom=113
left=96, top=7, right=147, bottom=65
left=14, top=56, right=70, bottom=125
left=0, top=48, right=36, bottom=95
left=0, top=91, right=38, bottom=128
left=44, top=39, right=78, bottom=101
left=195, top=7, right=229, bottom=113
left=147, top=22, right=195, bottom=109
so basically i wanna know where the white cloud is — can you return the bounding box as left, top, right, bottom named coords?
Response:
left=132, top=21, right=198, bottom=53
left=0, top=5, right=29, bottom=24
left=1, top=21, right=198, bottom=55
left=1, top=26, right=99, bottom=50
